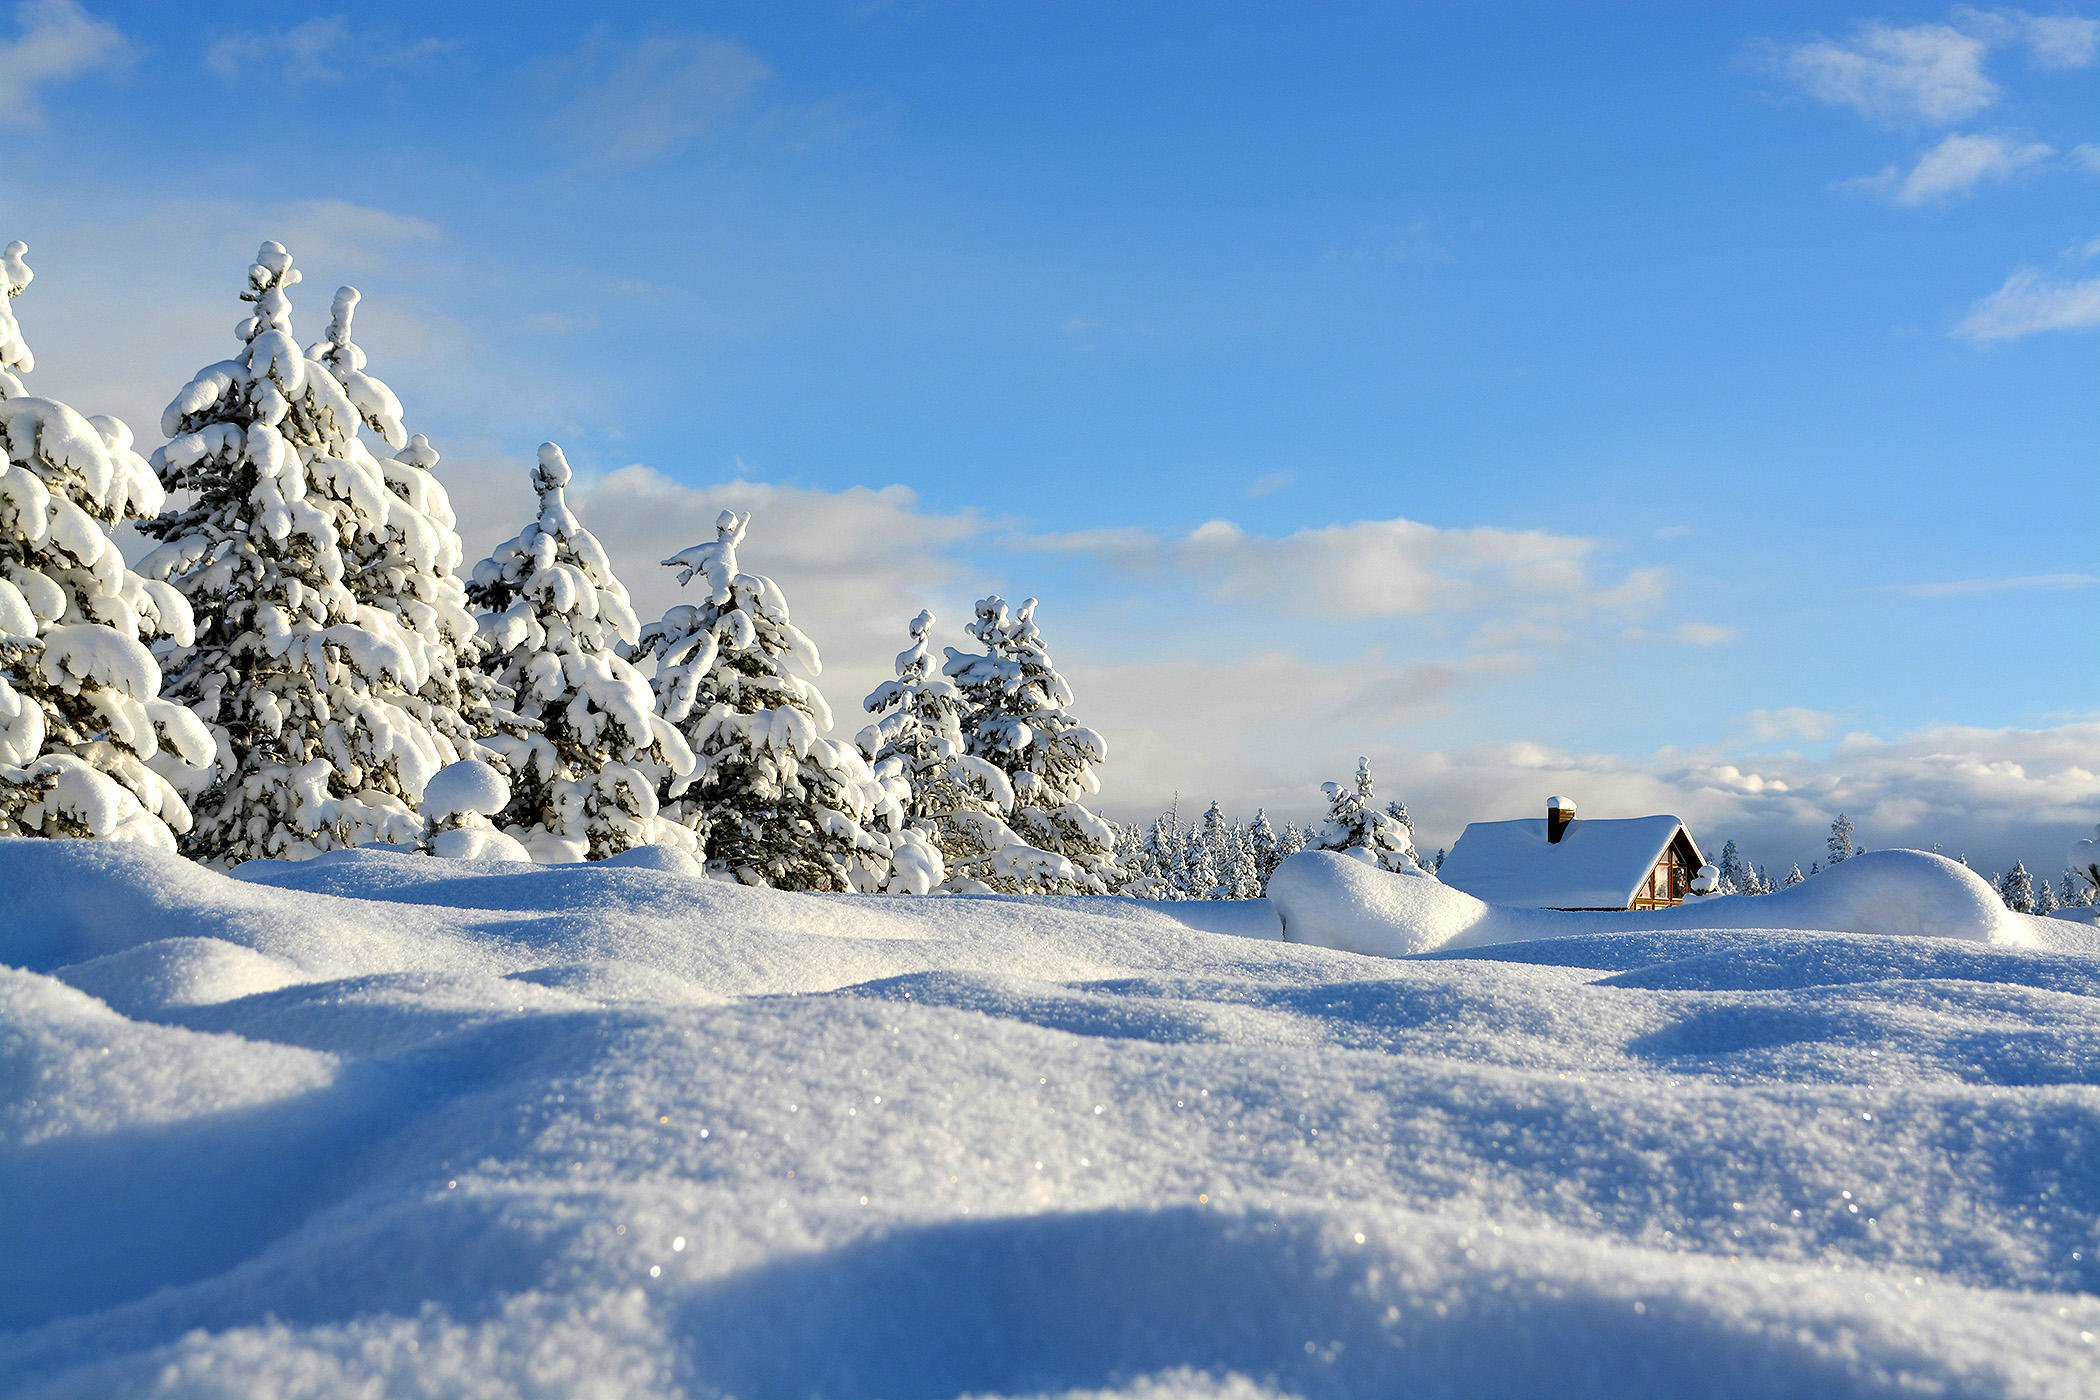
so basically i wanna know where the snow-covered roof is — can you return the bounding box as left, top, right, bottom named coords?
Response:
left=1437, top=814, right=1698, bottom=910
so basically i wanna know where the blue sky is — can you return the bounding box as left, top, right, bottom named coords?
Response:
left=0, top=1, right=2093, bottom=872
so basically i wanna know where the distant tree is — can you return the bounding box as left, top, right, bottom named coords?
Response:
left=632, top=508, right=895, bottom=889
left=1312, top=756, right=1425, bottom=874
left=468, top=443, right=694, bottom=861
left=1996, top=860, right=2035, bottom=914
left=1716, top=839, right=1749, bottom=895
left=1827, top=813, right=1855, bottom=865
left=2035, top=879, right=2059, bottom=915
left=945, top=596, right=1120, bottom=893
left=858, top=608, right=1055, bottom=893
left=1782, top=863, right=1805, bottom=887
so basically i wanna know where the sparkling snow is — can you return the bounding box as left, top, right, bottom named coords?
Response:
left=2, top=839, right=2097, bottom=1398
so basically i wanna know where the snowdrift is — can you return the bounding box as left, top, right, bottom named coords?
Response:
left=1268, top=847, right=2042, bottom=957
left=3, top=838, right=2099, bottom=1399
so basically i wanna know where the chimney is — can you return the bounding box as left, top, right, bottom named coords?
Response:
left=1546, top=795, right=1576, bottom=844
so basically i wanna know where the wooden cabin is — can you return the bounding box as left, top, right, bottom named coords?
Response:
left=1435, top=797, right=1705, bottom=911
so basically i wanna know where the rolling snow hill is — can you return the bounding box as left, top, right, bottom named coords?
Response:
left=2, top=840, right=2097, bottom=1398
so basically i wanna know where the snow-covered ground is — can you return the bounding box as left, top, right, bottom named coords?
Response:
left=3, top=840, right=2098, bottom=1399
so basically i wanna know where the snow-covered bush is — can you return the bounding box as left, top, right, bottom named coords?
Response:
left=140, top=242, right=448, bottom=864
left=467, top=443, right=694, bottom=862
left=0, top=240, right=212, bottom=848
left=860, top=609, right=1063, bottom=894
left=630, top=509, right=897, bottom=891
left=944, top=596, right=1121, bottom=894
left=1312, top=757, right=1427, bottom=875
left=421, top=757, right=530, bottom=861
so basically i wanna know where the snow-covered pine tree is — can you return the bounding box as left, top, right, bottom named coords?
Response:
left=1716, top=838, right=1747, bottom=895
left=858, top=608, right=1059, bottom=893
left=1996, top=860, right=2035, bottom=914
left=1755, top=864, right=1772, bottom=895
left=2036, top=879, right=2059, bottom=915
left=1200, top=801, right=1261, bottom=899
left=1827, top=813, right=1855, bottom=865
left=2063, top=861, right=2098, bottom=907
left=944, top=595, right=1121, bottom=893
left=1312, top=757, right=1426, bottom=874
left=467, top=443, right=695, bottom=861
left=307, top=287, right=518, bottom=771
left=141, top=241, right=445, bottom=863
left=1782, top=862, right=1805, bottom=887
left=0, top=240, right=212, bottom=846
left=1247, top=807, right=1285, bottom=890
left=632, top=508, right=898, bottom=890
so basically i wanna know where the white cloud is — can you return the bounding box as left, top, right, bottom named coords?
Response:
left=1898, top=571, right=2100, bottom=596
left=1673, top=622, right=1738, bottom=647
left=1743, top=707, right=1840, bottom=742
left=205, top=17, right=451, bottom=85
left=1845, top=131, right=2053, bottom=204
left=2072, top=143, right=2100, bottom=173
left=543, top=33, right=774, bottom=163
left=1782, top=21, right=1998, bottom=125
left=1953, top=6, right=2100, bottom=68
left=1956, top=265, right=2100, bottom=340
left=1024, top=515, right=1665, bottom=629
left=1246, top=471, right=1293, bottom=498
left=0, top=0, right=129, bottom=126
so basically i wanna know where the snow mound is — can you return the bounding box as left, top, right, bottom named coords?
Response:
left=420, top=759, right=509, bottom=825
left=1270, top=848, right=2030, bottom=957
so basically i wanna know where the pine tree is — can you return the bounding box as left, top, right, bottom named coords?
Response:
left=1782, top=862, right=1805, bottom=887
left=307, top=287, right=518, bottom=771
left=1716, top=838, right=1747, bottom=895
left=1312, top=757, right=1425, bottom=874
left=1248, top=807, right=1284, bottom=888
left=858, top=608, right=1055, bottom=892
left=0, top=240, right=212, bottom=846
left=468, top=443, right=695, bottom=861
left=631, top=509, right=897, bottom=890
left=2061, top=864, right=2098, bottom=907
left=945, top=595, right=1121, bottom=893
left=1827, top=813, right=1855, bottom=865
left=1996, top=860, right=2035, bottom=914
left=141, top=241, right=444, bottom=863
left=2035, top=879, right=2059, bottom=915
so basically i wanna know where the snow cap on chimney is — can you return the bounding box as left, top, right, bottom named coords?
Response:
left=1546, top=795, right=1576, bottom=844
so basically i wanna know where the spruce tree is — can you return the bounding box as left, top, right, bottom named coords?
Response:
left=308, top=287, right=518, bottom=770
left=468, top=443, right=695, bottom=861
left=0, top=240, right=212, bottom=846
left=857, top=608, right=1057, bottom=893
left=1782, top=862, right=1805, bottom=887
left=630, top=508, right=896, bottom=890
left=944, top=595, right=1121, bottom=894
left=140, top=241, right=440, bottom=863
left=1312, top=756, right=1425, bottom=874
left=1997, top=860, right=2035, bottom=914
left=1827, top=813, right=1856, bottom=865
